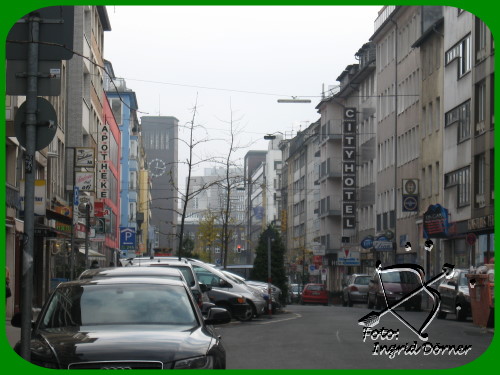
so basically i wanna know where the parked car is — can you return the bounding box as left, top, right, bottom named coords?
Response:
left=220, top=270, right=282, bottom=313
left=300, top=283, right=328, bottom=305
left=288, top=284, right=301, bottom=303
left=78, top=266, right=218, bottom=316
left=188, top=259, right=267, bottom=320
left=124, top=257, right=209, bottom=307
left=11, top=277, right=230, bottom=369
left=78, top=266, right=186, bottom=282
left=341, top=274, right=370, bottom=307
left=437, top=268, right=471, bottom=321
left=367, top=269, right=422, bottom=311
left=206, top=288, right=253, bottom=321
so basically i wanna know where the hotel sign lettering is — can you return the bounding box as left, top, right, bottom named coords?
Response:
left=342, top=108, right=357, bottom=230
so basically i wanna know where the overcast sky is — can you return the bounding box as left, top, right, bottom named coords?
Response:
left=104, top=6, right=381, bottom=188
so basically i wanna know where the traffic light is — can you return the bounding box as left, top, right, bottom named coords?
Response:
left=236, top=245, right=241, bottom=253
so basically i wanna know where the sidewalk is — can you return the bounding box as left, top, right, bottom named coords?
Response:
left=5, top=319, right=20, bottom=348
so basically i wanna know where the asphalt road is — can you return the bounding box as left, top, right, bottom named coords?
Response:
left=216, top=303, right=494, bottom=369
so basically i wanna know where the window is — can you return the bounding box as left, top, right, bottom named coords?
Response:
left=445, top=100, right=470, bottom=142
left=445, top=35, right=471, bottom=78
left=111, top=98, right=122, bottom=125
left=445, top=167, right=470, bottom=207
left=476, top=80, right=486, bottom=133
left=475, top=154, right=486, bottom=197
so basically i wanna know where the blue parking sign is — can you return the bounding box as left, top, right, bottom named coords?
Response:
left=120, top=227, right=136, bottom=251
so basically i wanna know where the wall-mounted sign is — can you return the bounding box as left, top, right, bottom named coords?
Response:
left=75, top=171, right=94, bottom=191
left=20, top=180, right=46, bottom=216
left=423, top=204, right=449, bottom=238
left=342, top=107, right=357, bottom=230
left=97, top=121, right=110, bottom=199
left=75, top=147, right=95, bottom=167
left=337, top=248, right=360, bottom=266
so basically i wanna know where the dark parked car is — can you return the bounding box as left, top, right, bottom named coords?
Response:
left=367, top=269, right=422, bottom=310
left=12, top=277, right=230, bottom=369
left=437, top=268, right=471, bottom=321
left=300, top=283, right=328, bottom=305
left=341, top=274, right=370, bottom=306
left=206, top=288, right=253, bottom=321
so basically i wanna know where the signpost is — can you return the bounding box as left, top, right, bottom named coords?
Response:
left=7, top=7, right=74, bottom=361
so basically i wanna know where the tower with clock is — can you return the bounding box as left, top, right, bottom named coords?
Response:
left=141, top=116, right=179, bottom=253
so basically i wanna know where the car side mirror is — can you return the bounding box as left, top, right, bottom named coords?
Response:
left=204, top=307, right=231, bottom=325
left=11, top=312, right=35, bottom=329
left=199, top=282, right=211, bottom=293
left=219, top=279, right=231, bottom=288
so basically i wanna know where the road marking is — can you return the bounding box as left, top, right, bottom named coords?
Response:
left=253, top=313, right=302, bottom=325
left=336, top=330, right=341, bottom=343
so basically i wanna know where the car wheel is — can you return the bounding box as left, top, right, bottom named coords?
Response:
left=235, top=305, right=253, bottom=322
left=341, top=294, right=347, bottom=307
left=300, top=298, right=305, bottom=305
left=375, top=296, right=383, bottom=310
left=437, top=307, right=447, bottom=319
left=455, top=302, right=467, bottom=321
left=367, top=294, right=374, bottom=309
left=347, top=295, right=353, bottom=307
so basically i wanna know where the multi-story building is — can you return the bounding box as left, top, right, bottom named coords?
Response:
left=5, top=6, right=113, bottom=315
left=469, top=13, right=495, bottom=266
left=413, top=7, right=445, bottom=276
left=353, top=42, right=378, bottom=274
left=104, top=63, right=141, bottom=259
left=140, top=116, right=179, bottom=254
left=243, top=150, right=267, bottom=263
left=280, top=122, right=320, bottom=285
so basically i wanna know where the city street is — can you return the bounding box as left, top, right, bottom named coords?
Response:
left=216, top=304, right=494, bottom=369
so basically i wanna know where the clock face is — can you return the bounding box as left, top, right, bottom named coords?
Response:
left=148, top=158, right=166, bottom=177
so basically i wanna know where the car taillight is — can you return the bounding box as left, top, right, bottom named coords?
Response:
left=350, top=286, right=358, bottom=292
left=237, top=297, right=245, bottom=304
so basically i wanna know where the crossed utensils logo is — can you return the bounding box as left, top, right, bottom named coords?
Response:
left=358, top=261, right=455, bottom=341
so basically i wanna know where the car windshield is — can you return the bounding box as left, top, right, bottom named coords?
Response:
left=380, top=271, right=420, bottom=284
left=39, top=284, right=198, bottom=328
left=354, top=276, right=370, bottom=285
left=458, top=272, right=468, bottom=286
left=292, top=285, right=300, bottom=292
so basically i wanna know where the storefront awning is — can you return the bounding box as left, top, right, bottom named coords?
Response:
left=79, top=248, right=106, bottom=258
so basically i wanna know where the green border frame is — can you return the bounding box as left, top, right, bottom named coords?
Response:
left=1, top=0, right=497, bottom=373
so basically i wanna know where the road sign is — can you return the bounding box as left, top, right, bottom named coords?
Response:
left=466, top=233, right=477, bottom=245
left=6, top=60, right=62, bottom=96
left=6, top=6, right=74, bottom=61
left=14, top=97, right=57, bottom=151
left=120, top=227, right=136, bottom=251
left=402, top=195, right=418, bottom=212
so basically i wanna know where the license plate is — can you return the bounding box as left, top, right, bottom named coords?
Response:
left=312, top=292, right=320, bottom=295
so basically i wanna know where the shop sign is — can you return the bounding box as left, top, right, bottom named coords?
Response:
left=373, top=236, right=393, bottom=251
left=467, top=214, right=494, bottom=231
left=20, top=179, right=46, bottom=216
left=337, top=248, right=360, bottom=266
left=423, top=204, right=449, bottom=238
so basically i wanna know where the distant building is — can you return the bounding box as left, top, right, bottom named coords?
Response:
left=141, top=116, right=179, bottom=254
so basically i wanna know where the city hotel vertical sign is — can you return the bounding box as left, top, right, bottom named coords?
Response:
left=343, top=108, right=357, bottom=230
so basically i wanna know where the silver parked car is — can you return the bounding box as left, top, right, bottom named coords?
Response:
left=189, top=260, right=267, bottom=320
left=341, top=274, right=370, bottom=307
